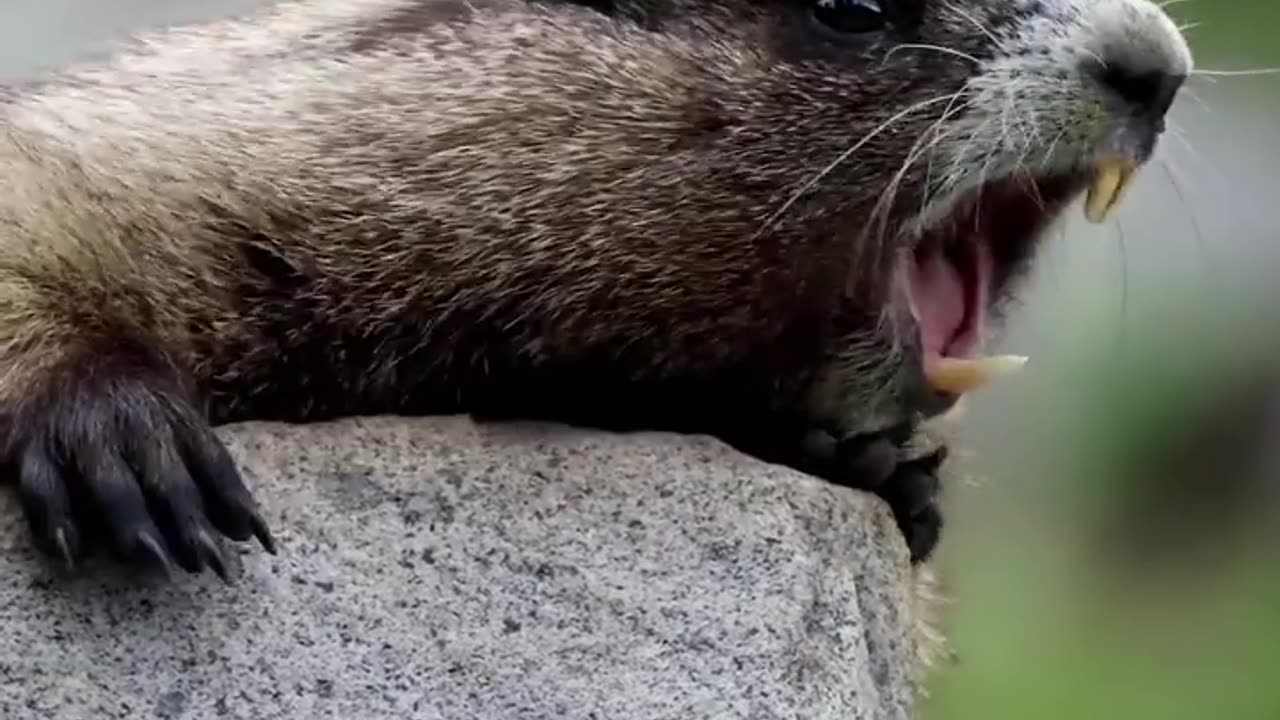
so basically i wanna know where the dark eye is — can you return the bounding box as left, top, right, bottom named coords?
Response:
left=812, top=0, right=887, bottom=34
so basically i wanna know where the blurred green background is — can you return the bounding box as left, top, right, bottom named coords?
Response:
left=926, top=2, right=1280, bottom=718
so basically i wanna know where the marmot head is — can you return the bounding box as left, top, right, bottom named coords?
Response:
left=499, top=0, right=1190, bottom=430
left=253, top=0, right=1193, bottom=431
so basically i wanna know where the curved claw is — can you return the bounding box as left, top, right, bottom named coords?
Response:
left=53, top=527, right=77, bottom=573
left=134, top=530, right=176, bottom=579
left=9, top=353, right=276, bottom=579
left=195, top=528, right=230, bottom=583
left=904, top=504, right=943, bottom=564
left=250, top=512, right=278, bottom=555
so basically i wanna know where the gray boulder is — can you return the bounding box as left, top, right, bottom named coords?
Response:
left=0, top=416, right=923, bottom=719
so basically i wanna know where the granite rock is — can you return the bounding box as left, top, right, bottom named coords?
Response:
left=0, top=416, right=921, bottom=720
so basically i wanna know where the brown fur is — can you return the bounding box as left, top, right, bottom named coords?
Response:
left=1, top=0, right=981, bottom=429
left=0, top=0, right=1191, bottom=700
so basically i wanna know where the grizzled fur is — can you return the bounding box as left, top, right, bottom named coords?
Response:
left=0, top=0, right=1189, bottom=695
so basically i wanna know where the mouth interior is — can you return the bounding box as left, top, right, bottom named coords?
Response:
left=900, top=173, right=1084, bottom=363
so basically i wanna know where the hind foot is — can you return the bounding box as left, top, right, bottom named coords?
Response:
left=4, top=350, right=276, bottom=579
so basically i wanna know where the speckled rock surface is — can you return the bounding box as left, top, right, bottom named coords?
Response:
left=0, top=416, right=920, bottom=720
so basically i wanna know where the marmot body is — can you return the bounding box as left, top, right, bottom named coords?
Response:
left=1, top=0, right=1188, bottom=669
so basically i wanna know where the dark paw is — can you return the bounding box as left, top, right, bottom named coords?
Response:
left=804, top=427, right=946, bottom=564
left=878, top=450, right=945, bottom=563
left=7, top=356, right=275, bottom=579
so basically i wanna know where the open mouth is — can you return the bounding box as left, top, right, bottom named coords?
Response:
left=898, top=156, right=1139, bottom=398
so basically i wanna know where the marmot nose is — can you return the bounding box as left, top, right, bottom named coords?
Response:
left=1097, top=64, right=1185, bottom=130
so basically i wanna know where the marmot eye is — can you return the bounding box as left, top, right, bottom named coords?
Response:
left=813, top=0, right=887, bottom=34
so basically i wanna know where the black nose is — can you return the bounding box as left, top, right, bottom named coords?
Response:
left=1098, top=64, right=1186, bottom=128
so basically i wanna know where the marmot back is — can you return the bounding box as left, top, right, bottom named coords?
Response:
left=0, top=0, right=1188, bottom=651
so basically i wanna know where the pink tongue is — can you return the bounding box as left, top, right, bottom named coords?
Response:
left=905, top=250, right=966, bottom=357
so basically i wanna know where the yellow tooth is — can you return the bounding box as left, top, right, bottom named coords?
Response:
left=924, top=355, right=1029, bottom=395
left=1085, top=155, right=1138, bottom=224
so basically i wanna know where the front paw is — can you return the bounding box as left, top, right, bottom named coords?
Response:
left=6, top=358, right=275, bottom=579
left=804, top=427, right=946, bottom=564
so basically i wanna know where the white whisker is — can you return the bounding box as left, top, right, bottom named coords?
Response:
left=749, top=92, right=962, bottom=242
left=1038, top=126, right=1069, bottom=169
left=933, top=114, right=998, bottom=211
left=1191, top=67, right=1280, bottom=77
left=925, top=87, right=975, bottom=184
left=1080, top=47, right=1107, bottom=69
left=938, top=0, right=1001, bottom=45
left=859, top=95, right=975, bottom=282
left=1110, top=217, right=1131, bottom=353
left=875, top=90, right=972, bottom=229
left=1157, top=155, right=1209, bottom=273
left=883, top=44, right=980, bottom=66
left=1166, top=119, right=1228, bottom=188
left=1179, top=86, right=1212, bottom=114
left=867, top=108, right=969, bottom=247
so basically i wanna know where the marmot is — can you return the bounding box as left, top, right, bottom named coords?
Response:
left=1, top=0, right=1187, bottom=602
